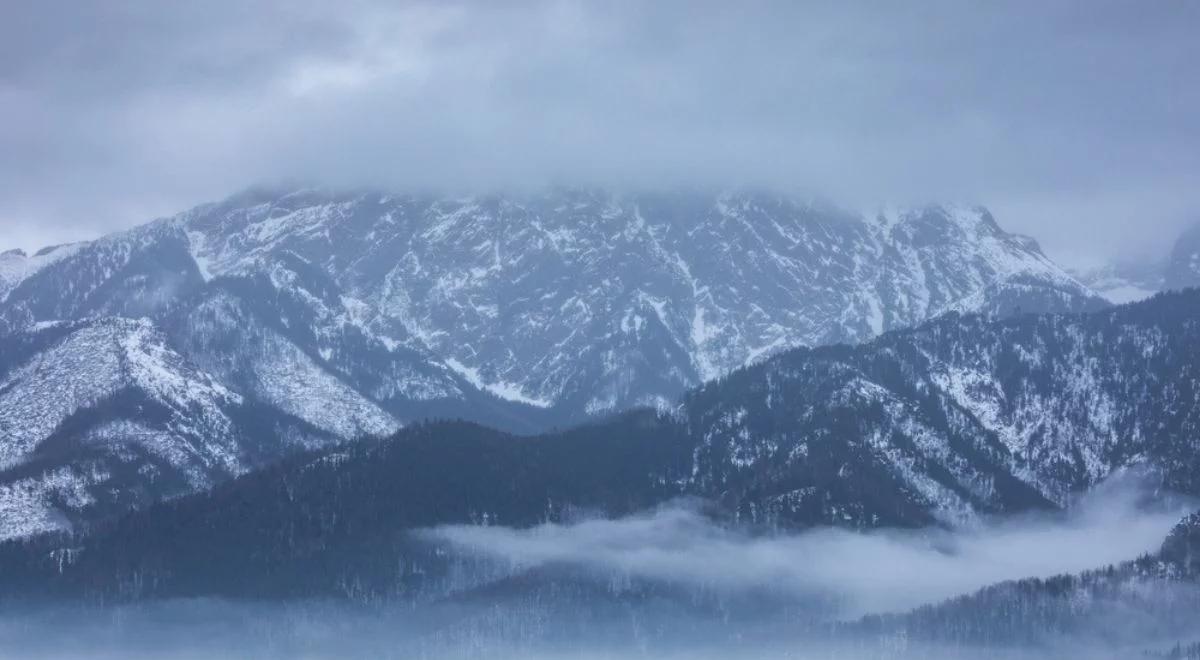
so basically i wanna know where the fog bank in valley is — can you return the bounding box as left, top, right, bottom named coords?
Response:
left=425, top=476, right=1193, bottom=617
left=2, top=475, right=1196, bottom=659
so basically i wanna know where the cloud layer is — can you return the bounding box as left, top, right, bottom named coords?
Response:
left=3, top=1, right=1198, bottom=266
left=426, top=479, right=1193, bottom=618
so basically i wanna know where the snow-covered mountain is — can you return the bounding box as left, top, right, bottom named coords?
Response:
left=0, top=187, right=1106, bottom=538
left=1, top=189, right=1106, bottom=422
left=180, top=190, right=1103, bottom=415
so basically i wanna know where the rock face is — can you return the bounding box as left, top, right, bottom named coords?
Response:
left=0, top=187, right=1104, bottom=538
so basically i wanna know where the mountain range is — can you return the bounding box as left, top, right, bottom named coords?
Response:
left=0, top=188, right=1110, bottom=539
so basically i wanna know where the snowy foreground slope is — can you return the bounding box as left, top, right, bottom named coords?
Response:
left=0, top=188, right=1104, bottom=539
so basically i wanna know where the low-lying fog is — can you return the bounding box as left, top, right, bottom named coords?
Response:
left=2, top=475, right=1197, bottom=659
left=426, top=476, right=1188, bottom=618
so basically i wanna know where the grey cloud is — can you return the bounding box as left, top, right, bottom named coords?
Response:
left=1, top=1, right=1197, bottom=266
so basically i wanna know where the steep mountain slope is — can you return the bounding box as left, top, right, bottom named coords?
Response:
left=2, top=189, right=1103, bottom=420
left=179, top=189, right=1103, bottom=414
left=0, top=237, right=544, bottom=539
left=0, top=318, right=335, bottom=539
left=0, top=221, right=487, bottom=425
left=160, top=251, right=531, bottom=434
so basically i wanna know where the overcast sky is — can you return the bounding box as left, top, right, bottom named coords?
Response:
left=2, top=0, right=1197, bottom=267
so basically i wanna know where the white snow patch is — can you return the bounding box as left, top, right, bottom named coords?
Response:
left=865, top=293, right=884, bottom=335
left=186, top=230, right=214, bottom=282
left=445, top=358, right=553, bottom=408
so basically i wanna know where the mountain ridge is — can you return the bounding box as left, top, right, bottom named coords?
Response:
left=0, top=187, right=1108, bottom=539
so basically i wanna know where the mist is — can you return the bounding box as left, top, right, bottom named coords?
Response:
left=0, top=601, right=1161, bottom=660
left=423, top=475, right=1193, bottom=618
left=2, top=475, right=1196, bottom=659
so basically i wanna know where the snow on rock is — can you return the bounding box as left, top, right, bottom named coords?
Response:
left=0, top=467, right=94, bottom=540
left=683, top=289, right=1200, bottom=527
left=0, top=318, right=243, bottom=469
left=170, top=189, right=1104, bottom=417
left=3, top=190, right=1103, bottom=423
left=248, top=327, right=401, bottom=439
left=0, top=321, right=124, bottom=468
left=0, top=318, right=256, bottom=539
left=445, top=358, right=552, bottom=408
